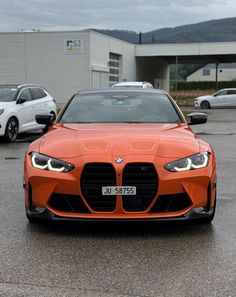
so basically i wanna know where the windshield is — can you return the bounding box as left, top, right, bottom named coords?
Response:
left=0, top=88, right=17, bottom=102
left=59, top=92, right=183, bottom=124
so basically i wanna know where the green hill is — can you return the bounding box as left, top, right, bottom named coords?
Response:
left=94, top=17, right=236, bottom=44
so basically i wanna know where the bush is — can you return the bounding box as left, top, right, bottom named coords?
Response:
left=174, top=81, right=236, bottom=91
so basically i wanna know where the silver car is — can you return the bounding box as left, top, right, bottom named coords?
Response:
left=194, top=88, right=236, bottom=109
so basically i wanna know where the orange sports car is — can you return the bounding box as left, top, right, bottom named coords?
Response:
left=24, top=89, right=216, bottom=223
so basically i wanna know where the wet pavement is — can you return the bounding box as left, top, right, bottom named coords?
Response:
left=0, top=110, right=236, bottom=297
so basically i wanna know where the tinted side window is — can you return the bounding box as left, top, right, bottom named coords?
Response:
left=31, top=88, right=45, bottom=100
left=18, top=88, right=32, bottom=101
left=215, top=90, right=227, bottom=96
left=39, top=88, right=47, bottom=97
left=227, top=90, right=236, bottom=95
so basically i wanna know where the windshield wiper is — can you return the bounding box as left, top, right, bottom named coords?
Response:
left=122, top=121, right=144, bottom=123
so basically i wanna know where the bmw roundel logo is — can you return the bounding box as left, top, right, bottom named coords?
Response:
left=115, top=157, right=123, bottom=164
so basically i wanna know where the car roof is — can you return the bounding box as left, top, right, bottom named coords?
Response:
left=112, top=81, right=152, bottom=87
left=217, top=88, right=236, bottom=91
left=76, top=88, right=164, bottom=95
left=0, top=83, right=44, bottom=89
left=0, top=84, right=20, bottom=89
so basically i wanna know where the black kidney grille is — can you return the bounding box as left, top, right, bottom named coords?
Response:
left=81, top=163, right=116, bottom=211
left=122, top=163, right=158, bottom=211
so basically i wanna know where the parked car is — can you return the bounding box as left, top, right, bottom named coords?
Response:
left=112, top=81, right=153, bottom=88
left=194, top=88, right=236, bottom=109
left=0, top=84, right=57, bottom=142
left=24, top=88, right=216, bottom=224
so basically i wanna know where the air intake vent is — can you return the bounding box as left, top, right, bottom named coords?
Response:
left=81, top=163, right=116, bottom=211
left=150, top=193, right=192, bottom=213
left=49, top=193, right=89, bottom=213
left=122, top=163, right=158, bottom=211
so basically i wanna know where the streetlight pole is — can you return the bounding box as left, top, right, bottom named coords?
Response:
left=215, top=62, right=219, bottom=91
left=175, top=56, right=178, bottom=91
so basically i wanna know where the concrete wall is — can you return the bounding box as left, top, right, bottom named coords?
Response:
left=0, top=31, right=136, bottom=106
left=136, top=42, right=236, bottom=57
left=0, top=31, right=91, bottom=106
left=26, top=31, right=91, bottom=105
left=0, top=33, right=26, bottom=82
left=90, top=31, right=136, bottom=86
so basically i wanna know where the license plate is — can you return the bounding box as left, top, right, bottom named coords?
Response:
left=102, top=186, right=136, bottom=196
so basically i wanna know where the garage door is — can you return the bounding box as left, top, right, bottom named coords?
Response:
left=92, top=71, right=109, bottom=89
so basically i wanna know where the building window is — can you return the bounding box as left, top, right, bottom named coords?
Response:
left=109, top=53, right=120, bottom=86
left=203, top=69, right=210, bottom=76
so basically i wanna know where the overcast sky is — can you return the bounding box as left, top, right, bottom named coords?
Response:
left=0, top=0, right=236, bottom=32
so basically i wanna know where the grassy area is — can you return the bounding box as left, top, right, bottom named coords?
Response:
left=181, top=110, right=191, bottom=118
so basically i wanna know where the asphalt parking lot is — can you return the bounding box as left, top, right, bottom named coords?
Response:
left=0, top=109, right=236, bottom=297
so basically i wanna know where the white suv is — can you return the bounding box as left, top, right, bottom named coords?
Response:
left=112, top=81, right=153, bottom=88
left=0, top=84, right=57, bottom=142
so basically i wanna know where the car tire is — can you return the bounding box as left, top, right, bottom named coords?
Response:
left=200, top=101, right=210, bottom=109
left=4, top=117, right=19, bottom=142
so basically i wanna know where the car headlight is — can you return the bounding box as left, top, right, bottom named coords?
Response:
left=0, top=109, right=4, bottom=116
left=164, top=152, right=209, bottom=172
left=31, top=152, right=74, bottom=173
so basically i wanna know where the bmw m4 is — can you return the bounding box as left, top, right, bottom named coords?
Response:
left=24, top=88, right=216, bottom=223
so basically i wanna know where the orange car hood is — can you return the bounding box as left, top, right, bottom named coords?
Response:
left=38, top=123, right=200, bottom=158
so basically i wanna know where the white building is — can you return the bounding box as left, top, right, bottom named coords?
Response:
left=0, top=31, right=137, bottom=106
left=0, top=30, right=173, bottom=106
left=1, top=30, right=236, bottom=106
left=186, top=63, right=236, bottom=82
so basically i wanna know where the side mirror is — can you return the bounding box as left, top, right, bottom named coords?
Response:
left=36, top=114, right=55, bottom=125
left=187, top=112, right=208, bottom=125
left=17, top=97, right=27, bottom=104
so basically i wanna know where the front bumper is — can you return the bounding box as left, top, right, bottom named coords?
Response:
left=24, top=152, right=216, bottom=222
left=26, top=205, right=215, bottom=222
